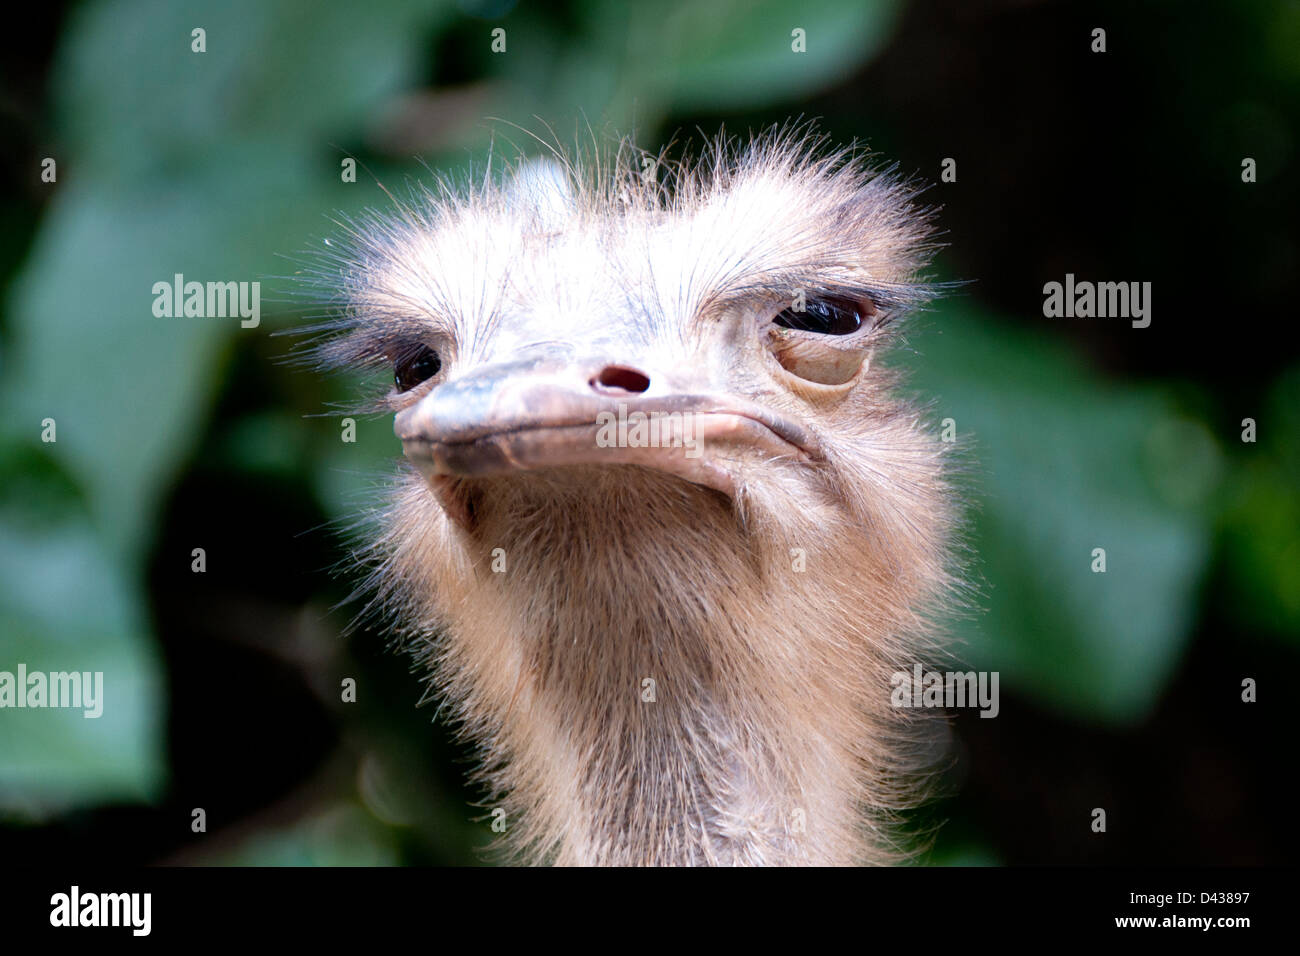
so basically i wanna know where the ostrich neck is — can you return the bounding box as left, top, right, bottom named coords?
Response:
left=456, top=475, right=863, bottom=866
left=510, top=584, right=840, bottom=865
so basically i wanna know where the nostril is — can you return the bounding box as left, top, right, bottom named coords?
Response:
left=591, top=365, right=651, bottom=394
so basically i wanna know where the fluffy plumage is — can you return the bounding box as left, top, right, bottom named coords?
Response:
left=305, top=128, right=960, bottom=865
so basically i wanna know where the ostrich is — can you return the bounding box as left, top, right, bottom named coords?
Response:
left=308, top=131, right=958, bottom=866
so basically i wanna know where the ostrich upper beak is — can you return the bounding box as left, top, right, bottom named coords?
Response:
left=394, top=357, right=819, bottom=497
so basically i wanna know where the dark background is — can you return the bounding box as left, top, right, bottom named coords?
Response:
left=1, top=0, right=1296, bottom=865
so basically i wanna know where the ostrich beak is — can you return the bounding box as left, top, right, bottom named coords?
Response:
left=395, top=357, right=819, bottom=497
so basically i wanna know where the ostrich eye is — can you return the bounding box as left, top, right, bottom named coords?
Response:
left=394, top=344, right=441, bottom=391
left=773, top=297, right=867, bottom=335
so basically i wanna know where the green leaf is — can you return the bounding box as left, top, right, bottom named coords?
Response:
left=1, top=151, right=345, bottom=563
left=54, top=0, right=452, bottom=183
left=905, top=308, right=1216, bottom=724
left=0, top=0, right=459, bottom=816
left=1218, top=364, right=1300, bottom=640
left=648, top=0, right=903, bottom=113
left=0, top=499, right=165, bottom=816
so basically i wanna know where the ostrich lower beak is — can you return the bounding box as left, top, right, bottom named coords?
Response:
left=395, top=358, right=819, bottom=497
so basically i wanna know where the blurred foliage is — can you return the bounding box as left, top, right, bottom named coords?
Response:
left=211, top=804, right=403, bottom=867
left=906, top=307, right=1216, bottom=723
left=1218, top=366, right=1300, bottom=637
left=0, top=0, right=1295, bottom=864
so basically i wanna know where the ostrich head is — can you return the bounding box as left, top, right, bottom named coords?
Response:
left=310, top=132, right=958, bottom=865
